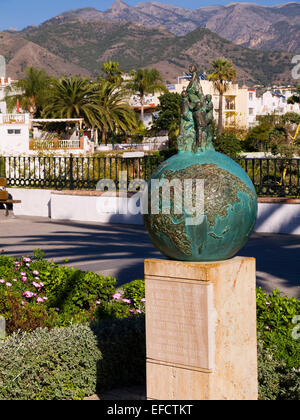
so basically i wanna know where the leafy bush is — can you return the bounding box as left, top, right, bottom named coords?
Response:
left=256, top=288, right=300, bottom=369
left=0, top=253, right=144, bottom=333
left=0, top=318, right=145, bottom=400
left=214, top=132, right=243, bottom=159
left=258, top=339, right=300, bottom=400
left=122, top=279, right=145, bottom=309
left=0, top=324, right=102, bottom=400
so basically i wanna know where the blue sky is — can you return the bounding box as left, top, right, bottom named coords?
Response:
left=0, top=0, right=293, bottom=30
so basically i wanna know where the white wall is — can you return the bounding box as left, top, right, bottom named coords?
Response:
left=7, top=188, right=52, bottom=218
left=50, top=193, right=143, bottom=225
left=255, top=202, right=300, bottom=235
left=5, top=188, right=300, bottom=234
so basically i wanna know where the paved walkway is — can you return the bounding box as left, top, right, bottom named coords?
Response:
left=0, top=216, right=299, bottom=297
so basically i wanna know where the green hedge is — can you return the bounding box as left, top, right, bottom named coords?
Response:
left=0, top=318, right=146, bottom=400
left=0, top=324, right=102, bottom=400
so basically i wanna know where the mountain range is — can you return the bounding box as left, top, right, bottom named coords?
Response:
left=51, top=1, right=300, bottom=52
left=0, top=1, right=299, bottom=86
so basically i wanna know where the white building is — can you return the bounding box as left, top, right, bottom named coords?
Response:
left=0, top=113, right=30, bottom=155
left=254, top=88, right=300, bottom=119
left=129, top=94, right=159, bottom=128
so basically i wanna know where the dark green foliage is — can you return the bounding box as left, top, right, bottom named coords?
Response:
left=214, top=132, right=242, bottom=159
left=122, top=279, right=145, bottom=309
left=256, top=288, right=300, bottom=369
left=92, top=317, right=146, bottom=392
left=153, top=148, right=177, bottom=161
left=152, top=92, right=181, bottom=132
left=0, top=324, right=102, bottom=400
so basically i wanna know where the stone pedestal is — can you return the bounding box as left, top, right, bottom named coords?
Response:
left=145, top=257, right=258, bottom=400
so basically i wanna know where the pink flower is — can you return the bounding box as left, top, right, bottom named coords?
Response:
left=12, top=278, right=17, bottom=282
left=129, top=309, right=135, bottom=313
left=21, top=277, right=27, bottom=283
left=39, top=282, right=44, bottom=287
left=96, top=300, right=101, bottom=305
left=5, top=282, right=12, bottom=287
left=23, top=291, right=34, bottom=299
left=23, top=257, right=31, bottom=263
left=32, top=281, right=40, bottom=288
left=0, top=279, right=5, bottom=284
left=122, top=298, right=131, bottom=304
left=20, top=272, right=26, bottom=277
left=36, top=297, right=44, bottom=303
left=32, top=270, right=39, bottom=276
left=34, top=277, right=40, bottom=281
left=141, top=298, right=146, bottom=302
left=43, top=297, right=48, bottom=301
left=265, top=302, right=271, bottom=306
left=112, top=292, right=122, bottom=300
left=136, top=309, right=142, bottom=314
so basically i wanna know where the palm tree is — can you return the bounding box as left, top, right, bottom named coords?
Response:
left=127, top=68, right=167, bottom=123
left=94, top=80, right=138, bottom=144
left=5, top=67, right=51, bottom=117
left=101, top=61, right=123, bottom=84
left=43, top=76, right=138, bottom=144
left=42, top=76, right=100, bottom=127
left=207, top=58, right=237, bottom=133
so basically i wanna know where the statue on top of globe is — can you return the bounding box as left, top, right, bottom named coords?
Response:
left=143, top=65, right=258, bottom=262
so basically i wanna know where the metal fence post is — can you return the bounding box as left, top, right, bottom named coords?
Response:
left=69, top=154, right=74, bottom=190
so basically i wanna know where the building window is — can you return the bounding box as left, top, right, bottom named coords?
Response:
left=225, top=96, right=235, bottom=110
left=249, top=108, right=254, bottom=115
left=249, top=93, right=253, bottom=101
left=7, top=129, right=21, bottom=135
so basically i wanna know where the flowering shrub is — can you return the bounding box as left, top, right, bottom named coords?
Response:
left=0, top=253, right=146, bottom=334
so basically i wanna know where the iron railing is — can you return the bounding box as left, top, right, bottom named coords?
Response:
left=237, top=157, right=300, bottom=198
left=0, top=155, right=164, bottom=191
left=0, top=155, right=299, bottom=197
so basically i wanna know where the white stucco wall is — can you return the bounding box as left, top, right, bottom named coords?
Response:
left=5, top=189, right=300, bottom=234
left=255, top=202, right=300, bottom=235
left=7, top=188, right=52, bottom=218
left=50, top=193, right=144, bottom=224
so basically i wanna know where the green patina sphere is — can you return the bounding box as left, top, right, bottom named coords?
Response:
left=143, top=149, right=258, bottom=262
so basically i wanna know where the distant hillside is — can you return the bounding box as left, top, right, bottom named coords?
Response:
left=0, top=31, right=91, bottom=79
left=51, top=1, right=300, bottom=53
left=19, top=17, right=294, bottom=86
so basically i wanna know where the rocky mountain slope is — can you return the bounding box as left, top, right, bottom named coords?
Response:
left=18, top=16, right=294, bottom=86
left=52, top=1, right=300, bottom=52
left=0, top=31, right=91, bottom=79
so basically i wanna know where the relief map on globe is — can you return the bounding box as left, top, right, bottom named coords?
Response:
left=143, top=65, right=258, bottom=262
